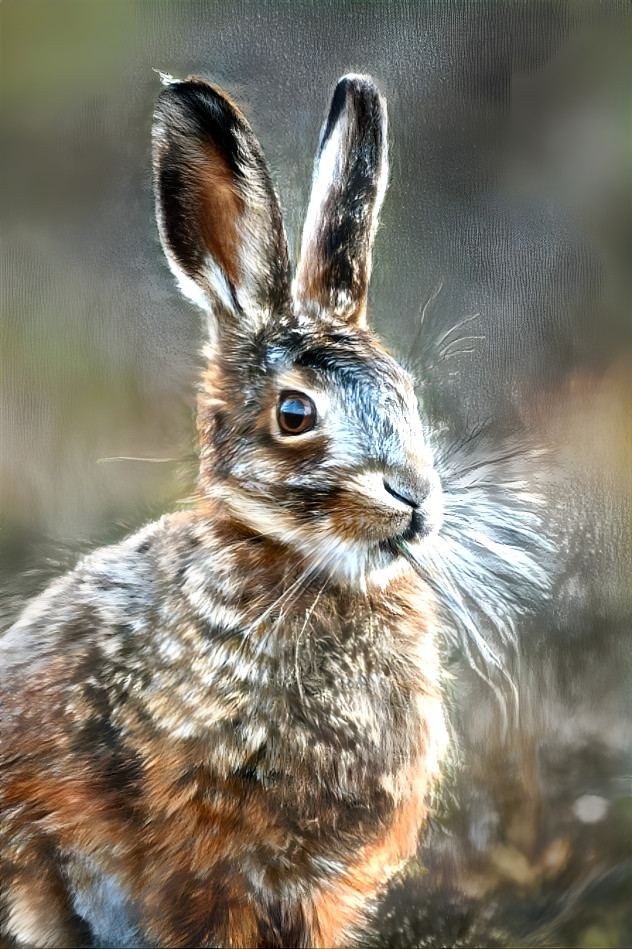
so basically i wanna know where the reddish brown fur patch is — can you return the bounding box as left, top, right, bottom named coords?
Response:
left=116, top=745, right=298, bottom=947
left=197, top=141, right=244, bottom=288
left=296, top=234, right=368, bottom=326
left=308, top=762, right=430, bottom=948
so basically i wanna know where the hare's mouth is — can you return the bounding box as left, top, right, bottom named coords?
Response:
left=376, top=484, right=443, bottom=573
left=384, top=534, right=436, bottom=582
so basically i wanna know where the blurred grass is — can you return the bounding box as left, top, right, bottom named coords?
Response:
left=2, top=1, right=135, bottom=99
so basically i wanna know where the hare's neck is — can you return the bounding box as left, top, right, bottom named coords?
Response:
left=135, top=511, right=440, bottom=754
left=177, top=507, right=437, bottom=646
left=186, top=505, right=408, bottom=614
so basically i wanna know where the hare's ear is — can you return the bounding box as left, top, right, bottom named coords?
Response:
left=294, top=75, right=388, bottom=328
left=153, top=77, right=291, bottom=337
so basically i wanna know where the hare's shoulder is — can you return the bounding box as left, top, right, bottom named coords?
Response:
left=0, top=512, right=238, bottom=749
left=0, top=512, right=227, bottom=674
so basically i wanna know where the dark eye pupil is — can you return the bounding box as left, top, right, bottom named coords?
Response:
left=281, top=400, right=306, bottom=429
left=277, top=392, right=316, bottom=435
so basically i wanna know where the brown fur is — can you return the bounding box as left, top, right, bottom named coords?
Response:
left=198, top=141, right=244, bottom=289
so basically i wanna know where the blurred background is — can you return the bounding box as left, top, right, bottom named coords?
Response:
left=1, top=1, right=630, bottom=946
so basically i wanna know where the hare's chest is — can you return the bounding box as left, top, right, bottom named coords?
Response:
left=242, top=611, right=425, bottom=781
left=147, top=587, right=430, bottom=793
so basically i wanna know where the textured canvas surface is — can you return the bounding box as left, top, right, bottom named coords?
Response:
left=1, top=2, right=630, bottom=946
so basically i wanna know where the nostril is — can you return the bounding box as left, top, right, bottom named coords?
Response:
left=383, top=480, right=418, bottom=509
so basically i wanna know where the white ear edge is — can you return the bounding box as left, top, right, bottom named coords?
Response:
left=164, top=250, right=236, bottom=343
left=373, top=118, right=389, bottom=222
left=170, top=263, right=211, bottom=312
left=301, top=74, right=390, bottom=259
left=299, top=112, right=345, bottom=268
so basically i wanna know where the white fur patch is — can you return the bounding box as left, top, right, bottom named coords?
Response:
left=153, top=68, right=178, bottom=87
left=300, top=110, right=344, bottom=257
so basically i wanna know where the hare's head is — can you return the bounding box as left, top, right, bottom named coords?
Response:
left=153, top=75, right=442, bottom=586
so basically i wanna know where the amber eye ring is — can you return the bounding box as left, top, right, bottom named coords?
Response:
left=277, top=391, right=317, bottom=435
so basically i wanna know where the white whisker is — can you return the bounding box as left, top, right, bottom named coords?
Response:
left=433, top=312, right=481, bottom=351
left=294, top=580, right=328, bottom=702
left=409, top=281, right=444, bottom=361
left=391, top=425, right=553, bottom=723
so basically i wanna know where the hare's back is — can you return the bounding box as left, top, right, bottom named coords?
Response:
left=0, top=512, right=234, bottom=740
left=2, top=517, right=168, bottom=669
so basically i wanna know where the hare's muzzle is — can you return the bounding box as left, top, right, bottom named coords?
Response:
left=384, top=467, right=443, bottom=542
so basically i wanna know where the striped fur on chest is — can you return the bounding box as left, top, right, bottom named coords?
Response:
left=73, top=513, right=441, bottom=802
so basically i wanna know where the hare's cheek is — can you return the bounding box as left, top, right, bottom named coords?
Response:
left=324, top=486, right=411, bottom=545
left=256, top=435, right=331, bottom=484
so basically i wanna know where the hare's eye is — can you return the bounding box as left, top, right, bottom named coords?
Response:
left=277, top=392, right=317, bottom=435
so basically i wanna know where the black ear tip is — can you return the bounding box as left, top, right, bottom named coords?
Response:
left=154, top=78, right=202, bottom=123
left=323, top=74, right=385, bottom=146
left=153, top=77, right=245, bottom=150
left=335, top=74, right=383, bottom=109
left=335, top=73, right=381, bottom=96
left=155, top=77, right=220, bottom=113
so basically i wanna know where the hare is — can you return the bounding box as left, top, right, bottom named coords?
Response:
left=0, top=75, right=448, bottom=949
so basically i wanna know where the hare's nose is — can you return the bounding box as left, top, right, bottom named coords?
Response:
left=384, top=468, right=442, bottom=540
left=383, top=466, right=437, bottom=509
left=383, top=481, right=418, bottom=509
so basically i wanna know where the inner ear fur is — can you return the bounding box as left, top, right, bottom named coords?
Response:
left=294, top=75, right=389, bottom=327
left=153, top=77, right=291, bottom=332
